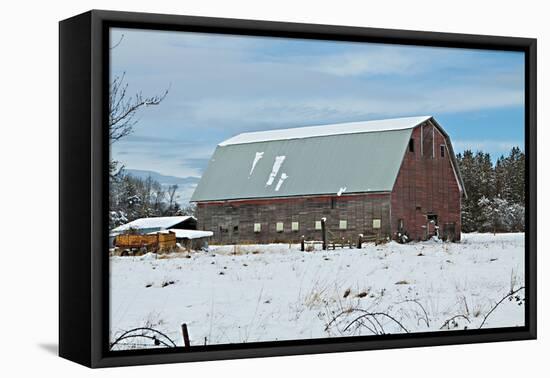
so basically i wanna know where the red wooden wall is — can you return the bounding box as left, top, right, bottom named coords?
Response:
left=390, top=121, right=462, bottom=241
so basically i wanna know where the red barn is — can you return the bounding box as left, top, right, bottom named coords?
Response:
left=191, top=116, right=465, bottom=244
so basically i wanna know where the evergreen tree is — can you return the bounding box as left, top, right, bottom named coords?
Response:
left=457, top=146, right=525, bottom=233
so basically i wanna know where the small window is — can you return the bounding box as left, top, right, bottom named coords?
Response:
left=254, top=223, right=261, bottom=233
left=408, top=138, right=415, bottom=152
left=440, top=145, right=445, bottom=158
left=233, top=225, right=239, bottom=233
left=427, top=214, right=438, bottom=224
left=339, top=220, right=347, bottom=229
left=291, top=221, right=299, bottom=231
left=315, top=220, right=322, bottom=230
left=331, top=198, right=336, bottom=209
left=372, top=219, right=381, bottom=229
left=276, top=222, right=284, bottom=232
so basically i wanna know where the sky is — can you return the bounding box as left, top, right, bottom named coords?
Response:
left=110, top=28, right=525, bottom=202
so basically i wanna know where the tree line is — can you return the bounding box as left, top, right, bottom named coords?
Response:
left=109, top=173, right=195, bottom=230
left=456, top=146, right=525, bottom=233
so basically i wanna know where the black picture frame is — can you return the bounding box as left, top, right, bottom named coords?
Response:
left=59, top=9, right=537, bottom=368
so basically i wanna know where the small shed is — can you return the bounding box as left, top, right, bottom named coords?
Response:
left=109, top=216, right=197, bottom=247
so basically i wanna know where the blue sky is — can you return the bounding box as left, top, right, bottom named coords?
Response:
left=110, top=28, right=525, bottom=200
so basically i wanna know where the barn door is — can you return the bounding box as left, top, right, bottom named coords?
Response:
left=426, top=214, right=438, bottom=239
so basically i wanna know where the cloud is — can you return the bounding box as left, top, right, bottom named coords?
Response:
left=109, top=28, right=525, bottom=179
left=185, top=85, right=523, bottom=135
left=112, top=137, right=216, bottom=178
left=312, top=46, right=424, bottom=77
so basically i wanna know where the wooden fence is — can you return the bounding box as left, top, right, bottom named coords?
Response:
left=300, top=218, right=383, bottom=251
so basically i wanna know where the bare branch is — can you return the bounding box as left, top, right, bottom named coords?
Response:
left=110, top=33, right=125, bottom=50
left=440, top=314, right=470, bottom=330
left=326, top=308, right=408, bottom=335
left=398, top=299, right=430, bottom=328
left=110, top=327, right=177, bottom=350
left=108, top=72, right=170, bottom=145
left=479, top=286, right=525, bottom=329
left=343, top=311, right=409, bottom=334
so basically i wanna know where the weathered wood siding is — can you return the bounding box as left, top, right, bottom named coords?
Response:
left=196, top=193, right=391, bottom=244
left=391, top=121, right=462, bottom=241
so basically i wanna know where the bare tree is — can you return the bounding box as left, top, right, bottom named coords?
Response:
left=108, top=36, right=169, bottom=179
left=109, top=72, right=169, bottom=145
left=167, top=185, right=178, bottom=208
left=153, top=182, right=166, bottom=214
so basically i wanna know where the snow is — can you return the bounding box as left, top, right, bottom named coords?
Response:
left=265, top=156, right=286, bottom=187
left=139, top=252, right=158, bottom=261
left=337, top=187, right=347, bottom=196
left=151, top=229, right=213, bottom=239
left=248, top=151, right=264, bottom=176
left=275, top=173, right=288, bottom=191
left=219, top=116, right=431, bottom=146
left=111, top=216, right=195, bottom=233
left=110, top=233, right=525, bottom=349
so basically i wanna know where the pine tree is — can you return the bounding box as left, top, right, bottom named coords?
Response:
left=457, top=146, right=525, bottom=233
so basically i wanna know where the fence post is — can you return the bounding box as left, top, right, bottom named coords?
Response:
left=301, top=236, right=305, bottom=252
left=181, top=323, right=190, bottom=348
left=321, top=218, right=327, bottom=250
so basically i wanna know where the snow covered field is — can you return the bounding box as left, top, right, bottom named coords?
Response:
left=109, top=233, right=525, bottom=349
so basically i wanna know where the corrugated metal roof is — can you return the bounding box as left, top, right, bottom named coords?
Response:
left=191, top=116, right=436, bottom=202
left=111, top=216, right=195, bottom=233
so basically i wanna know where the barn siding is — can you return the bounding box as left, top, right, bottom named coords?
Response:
left=390, top=122, right=462, bottom=241
left=196, top=193, right=391, bottom=244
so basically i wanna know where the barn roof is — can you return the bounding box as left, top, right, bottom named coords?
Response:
left=111, top=216, right=195, bottom=233
left=220, top=116, right=431, bottom=146
left=191, top=116, right=464, bottom=202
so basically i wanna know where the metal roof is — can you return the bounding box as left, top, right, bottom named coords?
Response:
left=219, top=116, right=432, bottom=146
left=111, top=216, right=195, bottom=233
left=191, top=116, right=443, bottom=202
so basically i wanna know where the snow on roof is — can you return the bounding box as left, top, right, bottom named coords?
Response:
left=219, top=116, right=432, bottom=146
left=151, top=229, right=214, bottom=239
left=111, top=216, right=195, bottom=233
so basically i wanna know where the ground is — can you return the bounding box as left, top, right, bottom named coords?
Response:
left=109, top=233, right=525, bottom=349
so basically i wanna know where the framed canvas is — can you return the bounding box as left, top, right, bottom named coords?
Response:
left=59, top=10, right=537, bottom=368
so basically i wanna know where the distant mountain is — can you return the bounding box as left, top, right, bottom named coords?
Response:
left=123, top=169, right=200, bottom=186
left=122, top=169, right=200, bottom=204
